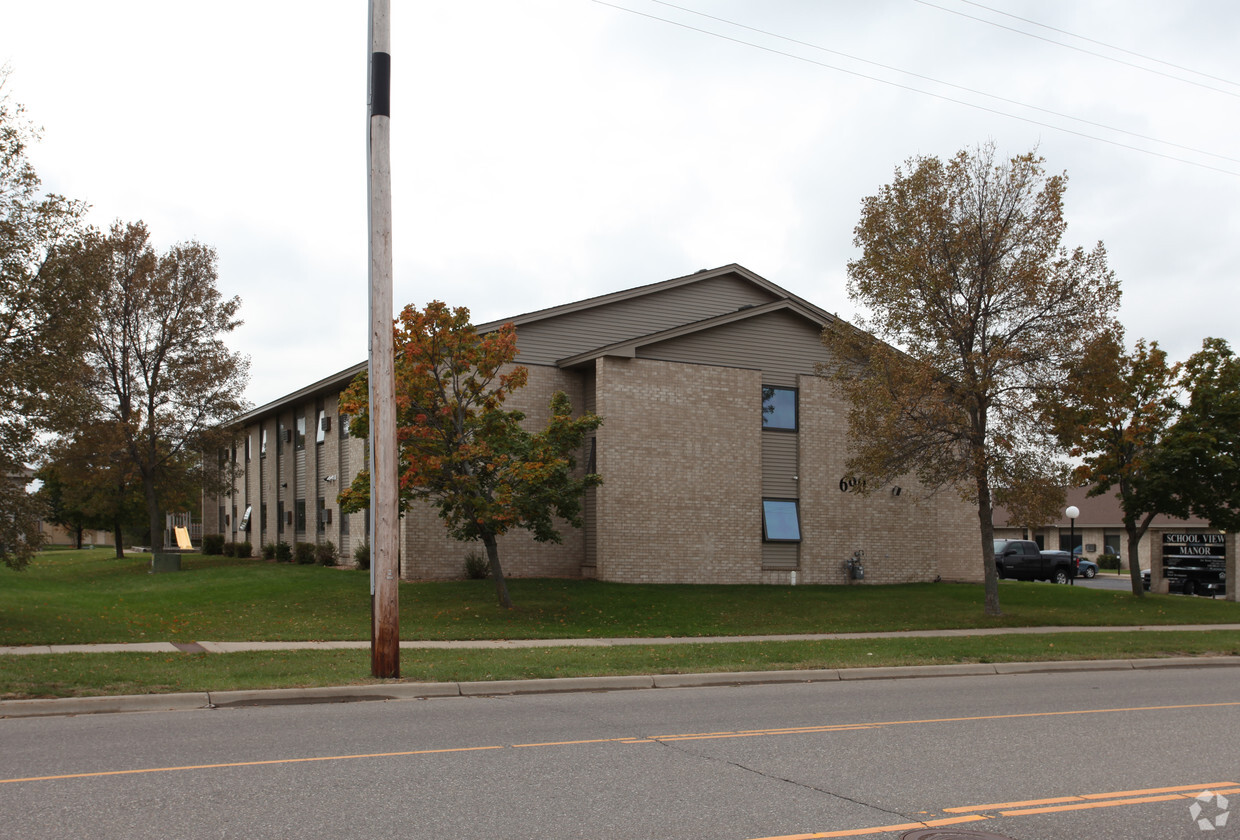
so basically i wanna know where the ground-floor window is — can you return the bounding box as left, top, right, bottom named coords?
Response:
left=762, top=499, right=801, bottom=542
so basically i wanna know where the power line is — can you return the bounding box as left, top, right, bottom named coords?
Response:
left=956, top=0, right=1240, bottom=90
left=914, top=0, right=1240, bottom=99
left=590, top=0, right=1239, bottom=177
left=646, top=0, right=1240, bottom=167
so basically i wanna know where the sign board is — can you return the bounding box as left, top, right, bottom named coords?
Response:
left=1161, top=532, right=1227, bottom=594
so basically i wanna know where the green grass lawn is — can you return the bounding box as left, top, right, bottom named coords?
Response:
left=4, top=631, right=1239, bottom=699
left=2, top=548, right=1238, bottom=647
left=2, top=548, right=1237, bottom=700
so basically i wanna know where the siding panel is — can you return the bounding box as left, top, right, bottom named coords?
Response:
left=762, top=433, right=798, bottom=498
left=638, top=310, right=832, bottom=386
left=514, top=275, right=779, bottom=364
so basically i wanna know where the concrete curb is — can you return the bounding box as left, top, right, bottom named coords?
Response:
left=4, top=656, right=1239, bottom=719
left=0, top=692, right=210, bottom=718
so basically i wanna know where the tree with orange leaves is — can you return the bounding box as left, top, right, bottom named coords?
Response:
left=338, top=301, right=602, bottom=608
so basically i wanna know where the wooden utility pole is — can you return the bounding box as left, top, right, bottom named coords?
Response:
left=368, top=0, right=399, bottom=678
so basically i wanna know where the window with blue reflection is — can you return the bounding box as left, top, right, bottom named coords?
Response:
left=762, top=499, right=801, bottom=542
left=762, top=386, right=797, bottom=430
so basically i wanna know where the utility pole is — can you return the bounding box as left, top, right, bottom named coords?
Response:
left=368, top=0, right=399, bottom=678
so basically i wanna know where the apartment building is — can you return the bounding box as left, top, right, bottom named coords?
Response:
left=204, top=264, right=980, bottom=585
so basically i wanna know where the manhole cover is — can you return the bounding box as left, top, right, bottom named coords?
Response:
left=902, top=831, right=1015, bottom=840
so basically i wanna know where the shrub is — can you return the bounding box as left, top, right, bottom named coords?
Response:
left=275, top=541, right=293, bottom=562
left=222, top=541, right=236, bottom=557
left=1098, top=553, right=1121, bottom=571
left=294, top=542, right=316, bottom=564
left=464, top=550, right=490, bottom=580
left=316, top=540, right=338, bottom=566
left=236, top=541, right=253, bottom=559
left=354, top=540, right=371, bottom=570
left=262, top=542, right=278, bottom=560
left=202, top=534, right=225, bottom=556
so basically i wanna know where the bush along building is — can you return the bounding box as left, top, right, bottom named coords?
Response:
left=204, top=265, right=980, bottom=585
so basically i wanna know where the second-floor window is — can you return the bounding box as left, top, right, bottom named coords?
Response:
left=762, top=386, right=797, bottom=430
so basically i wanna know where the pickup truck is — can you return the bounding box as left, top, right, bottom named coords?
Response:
left=994, top=539, right=1076, bottom=584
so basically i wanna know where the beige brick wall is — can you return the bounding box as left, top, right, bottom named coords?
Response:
left=798, top=375, right=981, bottom=585
left=398, top=364, right=589, bottom=580
left=593, top=357, right=763, bottom=583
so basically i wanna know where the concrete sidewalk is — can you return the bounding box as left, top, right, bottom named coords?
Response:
left=3, top=623, right=1240, bottom=656
left=3, top=654, right=1239, bottom=720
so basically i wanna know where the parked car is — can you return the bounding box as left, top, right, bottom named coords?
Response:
left=1141, top=561, right=1227, bottom=596
left=994, top=540, right=1076, bottom=583
left=1076, top=558, right=1098, bottom=579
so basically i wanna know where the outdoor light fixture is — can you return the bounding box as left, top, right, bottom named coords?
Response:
left=1066, top=505, right=1080, bottom=585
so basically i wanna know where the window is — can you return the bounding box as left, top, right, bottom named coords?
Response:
left=277, top=423, right=284, bottom=454
left=218, top=505, right=226, bottom=534
left=339, top=412, right=350, bottom=439
left=317, top=498, right=326, bottom=530
left=295, top=499, right=306, bottom=532
left=260, top=503, right=268, bottom=532
left=295, top=415, right=307, bottom=450
left=277, top=501, right=285, bottom=534
left=260, top=428, right=267, bottom=458
left=245, top=434, right=252, bottom=462
left=762, top=499, right=801, bottom=542
left=762, top=386, right=797, bottom=430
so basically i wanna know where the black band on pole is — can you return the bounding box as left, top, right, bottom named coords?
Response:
left=371, top=52, right=391, bottom=118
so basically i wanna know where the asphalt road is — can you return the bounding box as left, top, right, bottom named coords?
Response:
left=2, top=666, right=1237, bottom=840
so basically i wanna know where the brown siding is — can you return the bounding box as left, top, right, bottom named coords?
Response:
left=638, top=309, right=831, bottom=386
left=513, top=274, right=779, bottom=365
left=761, top=432, right=798, bottom=498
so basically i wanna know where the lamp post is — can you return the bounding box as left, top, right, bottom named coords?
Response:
left=1066, top=505, right=1080, bottom=585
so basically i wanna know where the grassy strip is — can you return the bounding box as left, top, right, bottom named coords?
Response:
left=3, top=550, right=1238, bottom=645
left=3, top=631, right=1238, bottom=700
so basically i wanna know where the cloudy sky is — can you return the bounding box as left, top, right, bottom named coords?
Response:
left=4, top=1, right=1237, bottom=407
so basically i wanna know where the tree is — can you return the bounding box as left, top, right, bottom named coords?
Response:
left=339, top=301, right=602, bottom=608
left=822, top=144, right=1121, bottom=616
left=1151, top=338, right=1240, bottom=532
left=1047, top=334, right=1180, bottom=595
left=0, top=69, right=93, bottom=569
left=37, top=420, right=148, bottom=557
left=73, top=221, right=249, bottom=555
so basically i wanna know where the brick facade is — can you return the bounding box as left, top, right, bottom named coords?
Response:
left=204, top=265, right=988, bottom=586
left=592, top=357, right=762, bottom=583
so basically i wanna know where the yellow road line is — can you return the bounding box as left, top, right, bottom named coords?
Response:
left=945, top=781, right=1238, bottom=812
left=3, top=701, right=1237, bottom=787
left=0, top=745, right=504, bottom=785
left=1001, top=792, right=1186, bottom=815
left=750, top=814, right=991, bottom=839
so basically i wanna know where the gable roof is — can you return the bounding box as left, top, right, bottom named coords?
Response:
left=234, top=264, right=836, bottom=423
left=556, top=297, right=835, bottom=368
left=475, top=263, right=833, bottom=333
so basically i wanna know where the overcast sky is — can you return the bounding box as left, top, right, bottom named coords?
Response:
left=4, top=1, right=1237, bottom=407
